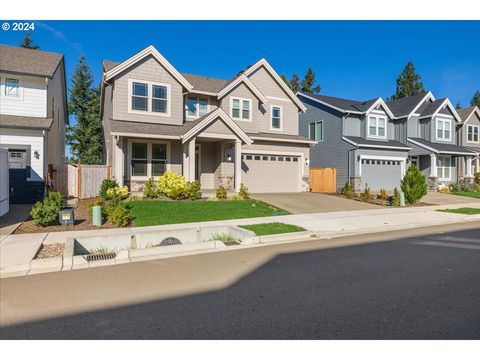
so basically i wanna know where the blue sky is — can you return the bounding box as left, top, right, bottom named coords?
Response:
left=2, top=20, right=480, bottom=107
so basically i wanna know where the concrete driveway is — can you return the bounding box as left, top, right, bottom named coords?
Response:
left=252, top=192, right=378, bottom=214
left=422, top=191, right=480, bottom=205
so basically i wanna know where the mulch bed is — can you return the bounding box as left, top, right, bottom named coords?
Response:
left=335, top=194, right=433, bottom=207
left=35, top=243, right=65, bottom=259
left=14, top=198, right=117, bottom=234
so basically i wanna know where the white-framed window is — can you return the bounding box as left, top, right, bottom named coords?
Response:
left=368, top=115, right=386, bottom=138
left=130, top=140, right=170, bottom=179
left=467, top=125, right=479, bottom=143
left=230, top=97, right=251, bottom=121
left=308, top=121, right=323, bottom=141
left=270, top=105, right=282, bottom=130
left=187, top=97, right=209, bottom=118
left=128, top=79, right=171, bottom=116
left=5, top=78, right=20, bottom=97
left=437, top=155, right=452, bottom=180
left=436, top=117, right=452, bottom=141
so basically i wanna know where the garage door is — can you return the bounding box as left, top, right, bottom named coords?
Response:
left=361, top=159, right=402, bottom=191
left=241, top=154, right=300, bottom=193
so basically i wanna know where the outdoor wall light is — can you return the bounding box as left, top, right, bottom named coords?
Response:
left=34, top=150, right=40, bottom=159
left=227, top=154, right=232, bottom=161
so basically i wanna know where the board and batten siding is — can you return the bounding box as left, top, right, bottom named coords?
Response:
left=298, top=96, right=354, bottom=191
left=247, top=66, right=300, bottom=135
left=46, top=63, right=66, bottom=169
left=0, top=73, right=47, bottom=118
left=112, top=55, right=184, bottom=125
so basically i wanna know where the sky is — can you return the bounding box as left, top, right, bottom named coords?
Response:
left=1, top=20, right=479, bottom=108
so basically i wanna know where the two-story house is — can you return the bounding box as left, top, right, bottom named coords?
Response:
left=297, top=93, right=411, bottom=192
left=0, top=44, right=68, bottom=203
left=101, top=46, right=315, bottom=194
left=456, top=106, right=480, bottom=176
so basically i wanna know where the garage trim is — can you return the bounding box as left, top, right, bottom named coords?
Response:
left=358, top=155, right=407, bottom=177
left=241, top=149, right=305, bottom=192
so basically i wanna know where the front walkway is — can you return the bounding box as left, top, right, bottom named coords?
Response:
left=422, top=191, right=480, bottom=205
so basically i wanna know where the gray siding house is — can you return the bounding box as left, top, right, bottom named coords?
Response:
left=101, top=46, right=315, bottom=193
left=456, top=106, right=480, bottom=176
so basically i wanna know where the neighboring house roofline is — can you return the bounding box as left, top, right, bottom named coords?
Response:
left=406, top=91, right=435, bottom=119
left=457, top=106, right=480, bottom=126
left=217, top=74, right=268, bottom=104
left=297, top=93, right=364, bottom=115
left=342, top=136, right=412, bottom=150
left=242, top=58, right=307, bottom=112
left=418, top=98, right=462, bottom=123
left=104, top=45, right=193, bottom=91
left=407, top=137, right=476, bottom=156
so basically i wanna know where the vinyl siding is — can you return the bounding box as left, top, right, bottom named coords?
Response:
left=0, top=73, right=47, bottom=118
left=219, top=83, right=259, bottom=134
left=459, top=112, right=480, bottom=149
left=429, top=115, right=456, bottom=145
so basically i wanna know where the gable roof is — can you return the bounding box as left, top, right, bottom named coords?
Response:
left=217, top=74, right=268, bottom=104
left=182, top=73, right=227, bottom=94
left=456, top=106, right=480, bottom=125
left=386, top=92, right=435, bottom=118
left=418, top=98, right=462, bottom=122
left=299, top=93, right=395, bottom=118
left=242, top=58, right=307, bottom=112
left=104, top=45, right=193, bottom=91
left=342, top=136, right=411, bottom=150
left=418, top=98, right=447, bottom=118
left=0, top=44, right=63, bottom=78
left=407, top=138, right=477, bottom=156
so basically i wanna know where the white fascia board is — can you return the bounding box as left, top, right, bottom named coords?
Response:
left=217, top=75, right=268, bottom=104
left=243, top=59, right=307, bottom=112
left=408, top=91, right=436, bottom=119
left=365, top=98, right=396, bottom=119
left=249, top=136, right=316, bottom=145
left=105, top=45, right=193, bottom=91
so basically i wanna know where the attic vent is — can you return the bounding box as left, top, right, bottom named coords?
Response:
left=160, top=237, right=182, bottom=246
left=86, top=252, right=117, bottom=262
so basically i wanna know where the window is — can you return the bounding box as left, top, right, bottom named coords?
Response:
left=271, top=106, right=282, bottom=130
left=152, top=85, right=167, bottom=113
left=436, top=118, right=451, bottom=141
left=467, top=125, right=479, bottom=143
left=437, top=156, right=451, bottom=180
left=152, top=143, right=167, bottom=176
left=368, top=116, right=386, bottom=138
left=132, top=82, right=148, bottom=111
left=5, top=78, right=19, bottom=97
left=131, top=143, right=148, bottom=176
left=187, top=97, right=209, bottom=117
left=309, top=121, right=323, bottom=141
left=231, top=97, right=251, bottom=120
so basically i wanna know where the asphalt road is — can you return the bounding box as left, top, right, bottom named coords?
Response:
left=1, top=222, right=480, bottom=339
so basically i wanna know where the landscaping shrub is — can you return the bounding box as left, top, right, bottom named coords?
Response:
left=30, top=191, right=64, bottom=227
left=341, top=182, right=353, bottom=199
left=231, top=194, right=244, bottom=201
left=106, top=186, right=129, bottom=200
left=401, top=164, right=427, bottom=204
left=393, top=187, right=401, bottom=207
left=239, top=183, right=250, bottom=199
left=379, top=188, right=387, bottom=206
left=438, top=184, right=450, bottom=194
left=108, top=204, right=132, bottom=227
left=99, top=179, right=118, bottom=200
left=158, top=171, right=189, bottom=199
left=216, top=185, right=227, bottom=200
left=143, top=177, right=158, bottom=199
left=475, top=172, right=480, bottom=186
left=186, top=180, right=202, bottom=200
left=360, top=184, right=371, bottom=203
left=86, top=198, right=103, bottom=215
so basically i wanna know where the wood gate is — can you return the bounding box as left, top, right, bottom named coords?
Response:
left=309, top=167, right=336, bottom=193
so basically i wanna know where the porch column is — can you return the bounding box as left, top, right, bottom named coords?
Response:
left=466, top=156, right=473, bottom=178
left=476, top=157, right=480, bottom=173
left=188, top=138, right=196, bottom=182
left=182, top=143, right=189, bottom=180
left=234, top=139, right=242, bottom=192
left=114, top=136, right=124, bottom=187
left=429, top=153, right=437, bottom=178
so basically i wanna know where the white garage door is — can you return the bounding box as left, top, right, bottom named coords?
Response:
left=241, top=154, right=301, bottom=193
left=361, top=159, right=403, bottom=191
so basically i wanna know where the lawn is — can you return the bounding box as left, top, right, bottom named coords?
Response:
left=451, top=191, right=480, bottom=199
left=437, top=208, right=480, bottom=215
left=128, top=200, right=289, bottom=227
left=239, top=222, right=306, bottom=236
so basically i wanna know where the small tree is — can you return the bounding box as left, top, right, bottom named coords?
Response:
left=471, top=90, right=480, bottom=107
left=19, top=31, right=40, bottom=49
left=301, top=67, right=321, bottom=94
left=280, top=73, right=290, bottom=87
left=401, top=164, right=427, bottom=204
left=289, top=74, right=300, bottom=93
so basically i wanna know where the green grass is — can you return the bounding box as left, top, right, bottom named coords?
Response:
left=437, top=208, right=480, bottom=215
left=128, top=200, right=289, bottom=227
left=451, top=191, right=480, bottom=199
left=239, top=222, right=306, bottom=236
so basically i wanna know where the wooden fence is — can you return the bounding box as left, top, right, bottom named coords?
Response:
left=309, top=167, right=336, bottom=193
left=56, top=163, right=110, bottom=199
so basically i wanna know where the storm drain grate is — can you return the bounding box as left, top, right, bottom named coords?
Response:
left=160, top=237, right=182, bottom=246
left=85, top=252, right=117, bottom=262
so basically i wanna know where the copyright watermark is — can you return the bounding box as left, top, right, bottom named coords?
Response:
left=2, top=22, right=10, bottom=31
left=1, top=21, right=35, bottom=31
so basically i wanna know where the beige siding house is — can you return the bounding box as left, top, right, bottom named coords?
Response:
left=101, top=45, right=315, bottom=193
left=0, top=44, right=67, bottom=203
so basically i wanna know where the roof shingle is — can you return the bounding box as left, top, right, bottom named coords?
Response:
left=0, top=114, right=53, bottom=129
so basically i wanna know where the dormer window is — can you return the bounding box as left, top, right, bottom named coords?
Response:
left=187, top=97, right=209, bottom=117
left=436, top=117, right=451, bottom=141
left=129, top=79, right=170, bottom=116
left=5, top=78, right=19, bottom=97
left=231, top=97, right=251, bottom=121
left=368, top=115, right=386, bottom=138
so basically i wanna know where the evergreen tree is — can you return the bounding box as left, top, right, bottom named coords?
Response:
left=471, top=90, right=480, bottom=107
left=289, top=74, right=300, bottom=93
left=66, top=55, right=103, bottom=164
left=19, top=31, right=39, bottom=49
left=455, top=101, right=462, bottom=109
left=280, top=73, right=290, bottom=87
left=401, top=164, right=427, bottom=205
left=301, top=66, right=321, bottom=94
left=390, top=62, right=425, bottom=100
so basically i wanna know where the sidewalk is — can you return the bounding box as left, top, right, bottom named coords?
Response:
left=1, top=202, right=480, bottom=278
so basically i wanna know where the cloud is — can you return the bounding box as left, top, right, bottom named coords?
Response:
left=36, top=21, right=83, bottom=53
